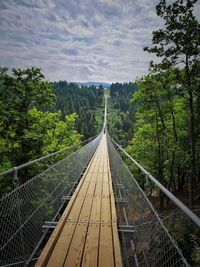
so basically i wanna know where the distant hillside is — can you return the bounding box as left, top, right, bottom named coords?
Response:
left=52, top=81, right=104, bottom=139
left=75, top=82, right=111, bottom=88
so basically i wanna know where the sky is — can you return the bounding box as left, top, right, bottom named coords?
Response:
left=0, top=0, right=199, bottom=82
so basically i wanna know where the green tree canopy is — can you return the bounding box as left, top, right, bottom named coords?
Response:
left=0, top=68, right=81, bottom=196
left=144, top=0, right=200, bottom=206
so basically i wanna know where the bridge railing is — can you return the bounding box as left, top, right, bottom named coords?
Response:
left=0, top=135, right=99, bottom=193
left=0, top=133, right=102, bottom=267
left=107, top=134, right=190, bottom=267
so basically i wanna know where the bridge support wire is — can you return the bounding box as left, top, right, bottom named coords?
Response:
left=107, top=134, right=190, bottom=267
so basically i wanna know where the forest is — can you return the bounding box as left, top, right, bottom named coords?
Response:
left=127, top=0, right=200, bottom=208
left=52, top=81, right=104, bottom=139
left=0, top=69, right=104, bottom=195
left=107, top=82, right=137, bottom=146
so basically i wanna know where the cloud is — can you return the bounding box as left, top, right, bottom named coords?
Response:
left=0, top=0, right=165, bottom=82
left=62, top=48, right=79, bottom=56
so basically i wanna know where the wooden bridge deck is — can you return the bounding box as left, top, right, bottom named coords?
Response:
left=35, top=134, right=122, bottom=267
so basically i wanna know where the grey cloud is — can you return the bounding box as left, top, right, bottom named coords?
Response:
left=98, top=59, right=110, bottom=68
left=48, top=33, right=66, bottom=41
left=12, top=0, right=38, bottom=9
left=62, top=48, right=79, bottom=56
left=112, top=40, right=123, bottom=47
left=0, top=0, right=165, bottom=82
left=101, top=2, right=121, bottom=18
left=81, top=66, right=94, bottom=76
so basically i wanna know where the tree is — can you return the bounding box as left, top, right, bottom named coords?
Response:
left=52, top=81, right=104, bottom=139
left=107, top=82, right=137, bottom=146
left=144, top=0, right=200, bottom=206
left=0, top=67, right=55, bottom=168
left=25, top=108, right=81, bottom=158
left=127, top=69, right=190, bottom=207
left=0, top=68, right=81, bottom=195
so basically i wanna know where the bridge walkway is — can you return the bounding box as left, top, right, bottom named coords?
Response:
left=35, top=134, right=122, bottom=267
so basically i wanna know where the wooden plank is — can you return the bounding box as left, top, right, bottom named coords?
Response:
left=98, top=138, right=115, bottom=267
left=111, top=222, right=123, bottom=267
left=81, top=224, right=99, bottom=267
left=46, top=222, right=76, bottom=267
left=81, top=171, right=103, bottom=266
left=102, top=177, right=110, bottom=197
left=94, top=176, right=103, bottom=197
left=98, top=224, right=115, bottom=267
left=100, top=197, right=111, bottom=223
left=63, top=223, right=88, bottom=267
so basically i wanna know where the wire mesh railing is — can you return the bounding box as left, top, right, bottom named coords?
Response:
left=107, top=134, right=190, bottom=267
left=0, top=135, right=99, bottom=197
left=159, top=208, right=200, bottom=266
left=0, top=133, right=102, bottom=267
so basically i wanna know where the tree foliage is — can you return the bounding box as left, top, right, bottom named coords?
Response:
left=144, top=0, right=200, bottom=68
left=107, top=82, right=137, bottom=146
left=25, top=108, right=81, bottom=157
left=127, top=1, right=200, bottom=263
left=0, top=67, right=55, bottom=169
left=144, top=0, right=200, bottom=205
left=0, top=68, right=81, bottom=196
left=127, top=69, right=189, bottom=197
left=52, top=81, right=104, bottom=139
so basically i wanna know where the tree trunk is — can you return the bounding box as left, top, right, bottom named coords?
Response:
left=186, top=55, right=196, bottom=207
left=155, top=110, right=165, bottom=209
left=188, top=89, right=195, bottom=206
left=167, top=91, right=178, bottom=193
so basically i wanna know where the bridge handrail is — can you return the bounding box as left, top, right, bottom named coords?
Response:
left=0, top=135, right=97, bottom=178
left=111, top=137, right=200, bottom=228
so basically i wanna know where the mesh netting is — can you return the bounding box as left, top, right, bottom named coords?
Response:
left=0, top=134, right=102, bottom=267
left=107, top=135, right=189, bottom=267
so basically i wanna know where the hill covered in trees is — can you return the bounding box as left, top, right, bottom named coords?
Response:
left=52, top=81, right=104, bottom=139
left=107, top=82, right=137, bottom=146
left=75, top=82, right=110, bottom=88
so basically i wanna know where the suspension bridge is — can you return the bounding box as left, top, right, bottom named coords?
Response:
left=0, top=98, right=200, bottom=267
